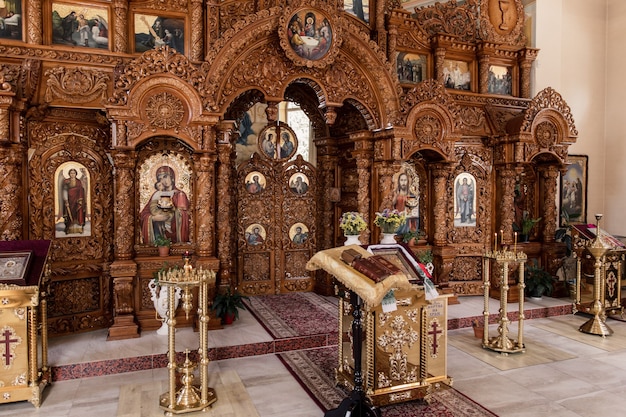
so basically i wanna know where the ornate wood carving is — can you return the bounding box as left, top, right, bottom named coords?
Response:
left=0, top=146, right=24, bottom=240
left=414, top=0, right=479, bottom=43
left=521, top=87, right=578, bottom=137
left=190, top=0, right=204, bottom=61
left=237, top=151, right=316, bottom=295
left=479, top=0, right=526, bottom=47
left=194, top=152, right=217, bottom=257
left=27, top=117, right=114, bottom=335
left=216, top=139, right=236, bottom=289
left=539, top=165, right=559, bottom=243
left=112, top=0, right=129, bottom=53
left=431, top=163, right=450, bottom=246
left=25, top=0, right=43, bottom=44
left=110, top=47, right=207, bottom=107
left=44, top=67, right=110, bottom=104
left=112, top=151, right=136, bottom=260
left=497, top=167, right=517, bottom=242
left=0, top=1, right=583, bottom=333
left=447, top=152, right=491, bottom=245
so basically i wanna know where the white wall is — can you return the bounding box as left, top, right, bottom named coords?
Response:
left=604, top=0, right=626, bottom=236
left=533, top=0, right=611, bottom=231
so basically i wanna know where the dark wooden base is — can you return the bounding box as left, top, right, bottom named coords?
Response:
left=107, top=315, right=140, bottom=341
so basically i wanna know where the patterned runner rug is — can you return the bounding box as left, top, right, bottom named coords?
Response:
left=278, top=346, right=498, bottom=417
left=244, top=292, right=339, bottom=338
left=247, top=292, right=497, bottom=416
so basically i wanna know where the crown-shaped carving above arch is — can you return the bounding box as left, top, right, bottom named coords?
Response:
left=520, top=87, right=578, bottom=138
left=109, top=46, right=208, bottom=108
left=398, top=80, right=463, bottom=131
left=203, top=4, right=399, bottom=128
left=402, top=107, right=456, bottom=161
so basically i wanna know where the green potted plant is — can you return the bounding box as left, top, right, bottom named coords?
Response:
left=416, top=246, right=433, bottom=265
left=211, top=287, right=250, bottom=324
left=154, top=235, right=172, bottom=257
left=514, top=211, right=542, bottom=242
left=525, top=261, right=554, bottom=299
left=401, top=230, right=421, bottom=247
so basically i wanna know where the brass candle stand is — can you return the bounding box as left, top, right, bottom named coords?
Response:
left=157, top=253, right=217, bottom=415
left=482, top=244, right=527, bottom=355
left=579, top=214, right=613, bottom=337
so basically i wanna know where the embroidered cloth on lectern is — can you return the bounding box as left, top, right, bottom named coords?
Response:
left=306, top=245, right=412, bottom=309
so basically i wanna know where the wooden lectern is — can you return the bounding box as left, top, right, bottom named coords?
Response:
left=0, top=240, right=51, bottom=408
left=307, top=245, right=452, bottom=412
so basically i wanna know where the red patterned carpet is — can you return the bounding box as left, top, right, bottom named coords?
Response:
left=246, top=292, right=498, bottom=417
left=244, top=292, right=339, bottom=338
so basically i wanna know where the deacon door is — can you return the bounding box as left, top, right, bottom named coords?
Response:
left=237, top=152, right=317, bottom=296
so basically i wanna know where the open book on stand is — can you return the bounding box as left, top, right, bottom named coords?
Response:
left=340, top=248, right=401, bottom=283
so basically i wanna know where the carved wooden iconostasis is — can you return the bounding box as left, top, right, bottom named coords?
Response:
left=0, top=0, right=579, bottom=339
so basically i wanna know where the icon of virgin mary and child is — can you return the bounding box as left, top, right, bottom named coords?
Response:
left=141, top=165, right=190, bottom=245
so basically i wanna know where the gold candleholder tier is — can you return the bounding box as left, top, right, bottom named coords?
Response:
left=158, top=260, right=217, bottom=415
left=482, top=249, right=527, bottom=355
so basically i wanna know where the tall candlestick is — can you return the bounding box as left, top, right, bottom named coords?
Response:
left=514, top=232, right=517, bottom=255
left=494, top=233, right=497, bottom=252
left=500, top=229, right=504, bottom=247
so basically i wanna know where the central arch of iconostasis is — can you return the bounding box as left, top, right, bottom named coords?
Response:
left=211, top=2, right=399, bottom=295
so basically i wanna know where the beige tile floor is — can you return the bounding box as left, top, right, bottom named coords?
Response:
left=3, top=296, right=626, bottom=417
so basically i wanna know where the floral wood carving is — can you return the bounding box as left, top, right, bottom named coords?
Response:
left=45, top=67, right=110, bottom=104
left=145, top=91, right=185, bottom=130
left=414, top=0, right=479, bottom=43
left=110, top=46, right=206, bottom=106
left=398, top=80, right=463, bottom=130
left=535, top=121, right=557, bottom=149
left=27, top=127, right=113, bottom=262
left=0, top=149, right=23, bottom=240
left=218, top=0, right=257, bottom=36
left=413, top=114, right=443, bottom=145
left=138, top=0, right=189, bottom=12
left=520, top=87, right=578, bottom=137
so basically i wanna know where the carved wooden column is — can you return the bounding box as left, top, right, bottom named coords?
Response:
left=519, top=48, right=538, bottom=99
left=0, top=88, right=12, bottom=142
left=431, top=163, right=449, bottom=246
left=313, top=137, right=338, bottom=295
left=206, top=2, right=220, bottom=51
left=108, top=150, right=139, bottom=340
left=387, top=25, right=397, bottom=62
left=314, top=137, right=338, bottom=250
left=112, top=0, right=129, bottom=53
left=194, top=151, right=216, bottom=257
left=351, top=132, right=374, bottom=245
left=497, top=167, right=517, bottom=243
left=0, top=79, right=23, bottom=240
left=190, top=0, right=204, bottom=61
left=434, top=47, right=446, bottom=84
left=112, top=151, right=136, bottom=260
left=215, top=123, right=236, bottom=290
left=538, top=165, right=559, bottom=243
left=0, top=147, right=24, bottom=240
left=375, top=0, right=387, bottom=51
left=25, top=0, right=42, bottom=44
left=478, top=52, right=490, bottom=94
